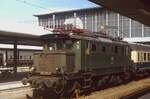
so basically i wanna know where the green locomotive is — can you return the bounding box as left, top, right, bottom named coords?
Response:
left=22, top=31, right=133, bottom=99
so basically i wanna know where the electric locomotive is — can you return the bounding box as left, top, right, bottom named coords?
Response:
left=22, top=30, right=133, bottom=99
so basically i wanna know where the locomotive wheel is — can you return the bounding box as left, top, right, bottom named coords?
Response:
left=53, top=79, right=65, bottom=96
left=42, top=88, right=60, bottom=99
left=53, top=83, right=64, bottom=95
left=32, top=89, right=44, bottom=99
left=116, top=76, right=123, bottom=84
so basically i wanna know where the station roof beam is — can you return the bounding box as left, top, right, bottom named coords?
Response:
left=0, top=30, right=42, bottom=46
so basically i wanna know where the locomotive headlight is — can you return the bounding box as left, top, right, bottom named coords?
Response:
left=30, top=67, right=36, bottom=72
left=56, top=67, right=61, bottom=73
left=56, top=67, right=58, bottom=71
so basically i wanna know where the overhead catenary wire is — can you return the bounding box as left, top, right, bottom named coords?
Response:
left=16, top=0, right=47, bottom=10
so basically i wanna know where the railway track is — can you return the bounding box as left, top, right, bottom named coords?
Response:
left=0, top=77, right=150, bottom=99
left=80, top=77, right=150, bottom=99
left=120, top=87, right=150, bottom=99
left=0, top=81, right=31, bottom=99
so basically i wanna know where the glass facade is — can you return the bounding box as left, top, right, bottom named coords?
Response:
left=37, top=7, right=150, bottom=38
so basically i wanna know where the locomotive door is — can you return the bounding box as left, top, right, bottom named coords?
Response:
left=85, top=41, right=90, bottom=68
left=0, top=53, right=3, bottom=66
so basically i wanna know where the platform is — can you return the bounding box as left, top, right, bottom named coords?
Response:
left=0, top=81, right=29, bottom=91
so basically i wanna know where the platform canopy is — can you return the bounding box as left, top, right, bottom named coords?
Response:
left=0, top=30, right=42, bottom=46
left=89, top=0, right=150, bottom=26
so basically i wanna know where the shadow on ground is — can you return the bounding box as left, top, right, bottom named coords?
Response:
left=0, top=72, right=28, bottom=83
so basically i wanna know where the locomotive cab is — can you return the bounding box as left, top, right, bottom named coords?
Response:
left=33, top=34, right=76, bottom=75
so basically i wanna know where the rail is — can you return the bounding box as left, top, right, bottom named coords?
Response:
left=120, top=87, right=150, bottom=99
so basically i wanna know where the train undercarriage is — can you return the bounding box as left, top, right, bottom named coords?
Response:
left=22, top=70, right=135, bottom=99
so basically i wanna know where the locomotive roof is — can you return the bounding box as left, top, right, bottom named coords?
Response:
left=40, top=32, right=129, bottom=45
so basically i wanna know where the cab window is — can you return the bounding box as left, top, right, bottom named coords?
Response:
left=121, top=47, right=125, bottom=54
left=91, top=44, right=97, bottom=52
left=51, top=40, right=74, bottom=50
left=102, top=46, right=106, bottom=52
left=115, top=46, right=118, bottom=54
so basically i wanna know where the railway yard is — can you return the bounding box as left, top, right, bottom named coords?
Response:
left=0, top=77, right=149, bottom=99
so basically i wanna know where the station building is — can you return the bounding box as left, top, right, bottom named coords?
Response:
left=35, top=7, right=150, bottom=44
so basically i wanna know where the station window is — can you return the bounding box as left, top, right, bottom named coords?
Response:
left=102, top=46, right=106, bottom=52
left=91, top=44, right=97, bottom=52
left=24, top=56, right=26, bottom=59
left=20, top=56, right=23, bottom=59
left=10, top=56, right=13, bottom=59
left=29, top=56, right=32, bottom=60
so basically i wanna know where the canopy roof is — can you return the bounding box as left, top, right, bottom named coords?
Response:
left=0, top=30, right=42, bottom=46
left=89, top=0, right=150, bottom=26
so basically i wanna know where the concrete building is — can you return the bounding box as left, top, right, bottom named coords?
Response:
left=35, top=7, right=150, bottom=44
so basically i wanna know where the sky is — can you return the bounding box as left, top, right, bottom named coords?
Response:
left=0, top=0, right=98, bottom=48
left=0, top=0, right=98, bottom=25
